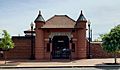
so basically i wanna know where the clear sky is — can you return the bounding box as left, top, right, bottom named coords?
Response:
left=0, top=0, right=120, bottom=40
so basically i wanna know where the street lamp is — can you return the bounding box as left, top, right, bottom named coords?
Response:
left=30, top=22, right=35, bottom=59
left=90, top=29, right=92, bottom=41
left=88, top=20, right=91, bottom=59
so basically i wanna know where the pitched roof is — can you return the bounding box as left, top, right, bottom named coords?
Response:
left=34, top=11, right=45, bottom=22
left=77, top=11, right=87, bottom=22
left=41, top=15, right=76, bottom=28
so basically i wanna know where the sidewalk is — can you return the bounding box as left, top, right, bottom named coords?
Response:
left=0, top=58, right=120, bottom=68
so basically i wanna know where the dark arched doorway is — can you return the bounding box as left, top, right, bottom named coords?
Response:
left=52, top=36, right=70, bottom=59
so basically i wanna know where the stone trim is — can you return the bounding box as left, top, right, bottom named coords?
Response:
left=49, top=32, right=73, bottom=39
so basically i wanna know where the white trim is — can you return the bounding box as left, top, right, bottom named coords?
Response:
left=49, top=32, right=73, bottom=39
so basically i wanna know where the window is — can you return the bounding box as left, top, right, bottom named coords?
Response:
left=47, top=43, right=50, bottom=52
left=72, top=43, right=75, bottom=52
left=70, top=38, right=72, bottom=43
left=49, top=38, right=51, bottom=43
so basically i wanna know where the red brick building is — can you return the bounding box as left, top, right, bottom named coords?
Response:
left=0, top=11, right=117, bottom=60
left=34, top=10, right=87, bottom=60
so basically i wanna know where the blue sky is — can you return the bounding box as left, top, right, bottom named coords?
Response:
left=0, top=0, right=120, bottom=40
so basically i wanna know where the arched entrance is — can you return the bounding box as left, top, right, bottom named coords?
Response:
left=52, top=36, right=70, bottom=59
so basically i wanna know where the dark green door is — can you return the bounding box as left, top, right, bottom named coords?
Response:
left=52, top=36, right=70, bottom=59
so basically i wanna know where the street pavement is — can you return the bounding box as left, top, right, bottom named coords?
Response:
left=0, top=58, right=120, bottom=68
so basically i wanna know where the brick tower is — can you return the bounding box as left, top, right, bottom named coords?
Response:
left=75, top=10, right=87, bottom=59
left=34, top=11, right=45, bottom=59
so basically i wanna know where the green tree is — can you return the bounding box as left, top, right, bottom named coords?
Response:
left=101, top=25, right=120, bottom=64
left=0, top=30, right=14, bottom=64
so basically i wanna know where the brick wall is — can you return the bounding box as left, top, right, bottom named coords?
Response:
left=4, top=36, right=34, bottom=59
left=91, top=42, right=120, bottom=58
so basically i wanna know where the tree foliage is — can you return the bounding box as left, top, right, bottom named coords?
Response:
left=101, top=25, right=120, bottom=53
left=101, top=25, right=120, bottom=64
left=0, top=30, right=14, bottom=50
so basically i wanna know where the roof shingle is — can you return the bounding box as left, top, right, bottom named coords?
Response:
left=34, top=11, right=45, bottom=22
left=77, top=11, right=87, bottom=22
left=42, top=15, right=76, bottom=28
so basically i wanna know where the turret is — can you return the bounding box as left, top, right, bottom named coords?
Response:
left=34, top=11, right=45, bottom=59
left=75, top=10, right=87, bottom=28
left=34, top=11, right=45, bottom=28
left=76, top=10, right=87, bottom=59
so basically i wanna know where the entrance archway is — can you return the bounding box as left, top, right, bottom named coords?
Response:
left=52, top=36, right=70, bottom=59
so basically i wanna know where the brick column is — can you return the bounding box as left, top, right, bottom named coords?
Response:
left=77, top=29, right=87, bottom=59
left=35, top=29, right=44, bottom=60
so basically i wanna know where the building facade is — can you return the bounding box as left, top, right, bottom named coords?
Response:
left=34, top=11, right=87, bottom=60
left=1, top=11, right=117, bottom=60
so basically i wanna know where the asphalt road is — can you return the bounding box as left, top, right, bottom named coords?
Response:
left=1, top=67, right=120, bottom=70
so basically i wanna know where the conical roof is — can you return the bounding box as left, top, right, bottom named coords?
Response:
left=34, top=11, right=45, bottom=22
left=77, top=10, right=87, bottom=22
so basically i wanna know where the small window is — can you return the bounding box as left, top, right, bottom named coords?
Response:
left=49, top=38, right=51, bottom=43
left=47, top=43, right=50, bottom=52
left=72, top=43, right=75, bottom=52
left=70, top=38, right=73, bottom=43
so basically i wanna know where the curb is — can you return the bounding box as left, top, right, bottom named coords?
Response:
left=1, top=65, right=120, bottom=69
